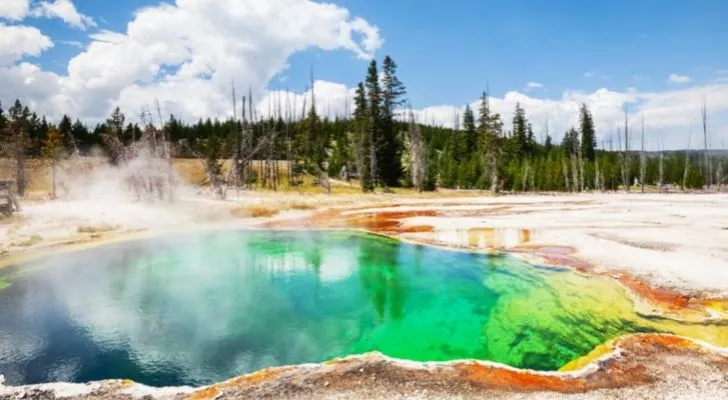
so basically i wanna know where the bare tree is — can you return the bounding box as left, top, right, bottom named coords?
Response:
left=578, top=138, right=584, bottom=192
left=42, top=126, right=66, bottom=198
left=561, top=156, right=570, bottom=192
left=683, top=125, right=692, bottom=190
left=640, top=115, right=646, bottom=193
left=702, top=96, right=712, bottom=188
left=408, top=110, right=424, bottom=192
left=154, top=99, right=175, bottom=201
left=658, top=134, right=664, bottom=192
left=2, top=105, right=30, bottom=197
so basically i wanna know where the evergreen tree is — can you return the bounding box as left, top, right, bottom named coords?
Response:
left=303, top=94, right=323, bottom=170
left=204, top=135, right=224, bottom=198
left=526, top=123, right=535, bottom=156
left=71, top=120, right=91, bottom=153
left=477, top=91, right=490, bottom=134
left=545, top=134, right=553, bottom=152
left=354, top=81, right=373, bottom=192
left=462, top=104, right=477, bottom=154
left=0, top=101, right=5, bottom=130
left=365, top=59, right=382, bottom=188
left=562, top=128, right=580, bottom=155
left=579, top=103, right=597, bottom=161
left=58, top=115, right=76, bottom=153
left=106, top=107, right=125, bottom=138
left=379, top=56, right=406, bottom=187
left=511, top=102, right=528, bottom=160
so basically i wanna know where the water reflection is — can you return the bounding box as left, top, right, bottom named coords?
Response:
left=0, top=230, right=701, bottom=388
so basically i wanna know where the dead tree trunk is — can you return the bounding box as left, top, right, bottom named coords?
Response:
left=623, top=108, right=631, bottom=193
left=570, top=154, right=579, bottom=193
left=409, top=112, right=424, bottom=192
left=702, top=96, right=712, bottom=188
left=562, top=156, right=571, bottom=192
left=683, top=126, right=692, bottom=191
left=640, top=115, right=646, bottom=193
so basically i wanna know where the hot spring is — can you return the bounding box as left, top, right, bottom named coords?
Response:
left=0, top=230, right=726, bottom=387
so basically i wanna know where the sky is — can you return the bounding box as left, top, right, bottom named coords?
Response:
left=1, top=0, right=728, bottom=149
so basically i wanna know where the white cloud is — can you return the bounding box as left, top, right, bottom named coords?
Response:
left=668, top=73, right=692, bottom=83
left=0, top=22, right=53, bottom=66
left=59, top=40, right=83, bottom=48
left=257, top=80, right=355, bottom=120
left=525, top=81, right=543, bottom=89
left=583, top=71, right=594, bottom=78
left=0, top=0, right=30, bottom=21
left=402, top=84, right=728, bottom=150
left=632, top=74, right=650, bottom=82
left=30, top=0, right=95, bottom=30
left=0, top=0, right=382, bottom=124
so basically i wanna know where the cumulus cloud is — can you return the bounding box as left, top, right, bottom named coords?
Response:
left=668, top=73, right=692, bottom=83
left=401, top=84, right=728, bottom=150
left=0, top=0, right=382, bottom=124
left=257, top=80, right=356, bottom=120
left=30, top=0, right=95, bottom=30
left=0, top=0, right=30, bottom=21
left=0, top=23, right=53, bottom=66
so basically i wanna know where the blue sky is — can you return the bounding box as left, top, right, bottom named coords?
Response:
left=2, top=0, right=728, bottom=148
left=284, top=0, right=728, bottom=107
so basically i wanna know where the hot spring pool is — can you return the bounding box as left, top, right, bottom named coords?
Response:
left=0, top=230, right=724, bottom=387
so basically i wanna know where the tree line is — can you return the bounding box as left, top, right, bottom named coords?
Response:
left=1, top=55, right=724, bottom=196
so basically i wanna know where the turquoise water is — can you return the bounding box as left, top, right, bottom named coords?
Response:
left=0, top=230, right=670, bottom=387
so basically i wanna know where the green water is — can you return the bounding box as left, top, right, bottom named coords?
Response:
left=0, top=229, right=681, bottom=386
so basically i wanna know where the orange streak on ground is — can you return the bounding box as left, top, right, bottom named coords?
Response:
left=618, top=275, right=691, bottom=310
left=186, top=367, right=292, bottom=400
left=456, top=362, right=586, bottom=392
left=186, top=387, right=219, bottom=400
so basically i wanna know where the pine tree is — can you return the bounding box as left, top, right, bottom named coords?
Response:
left=511, top=102, right=528, bottom=160
left=354, top=81, right=373, bottom=192
left=379, top=56, right=406, bottom=187
left=107, top=107, right=125, bottom=138
left=526, top=123, right=535, bottom=156
left=204, top=135, right=224, bottom=198
left=0, top=101, right=5, bottom=130
left=462, top=104, right=477, bottom=155
left=579, top=103, right=597, bottom=162
left=58, top=114, right=77, bottom=154
left=477, top=91, right=490, bottom=134
left=365, top=60, right=382, bottom=188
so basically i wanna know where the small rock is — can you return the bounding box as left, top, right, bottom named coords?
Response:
left=324, top=381, right=329, bottom=387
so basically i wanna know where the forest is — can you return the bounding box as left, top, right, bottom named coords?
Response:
left=0, top=55, right=724, bottom=196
